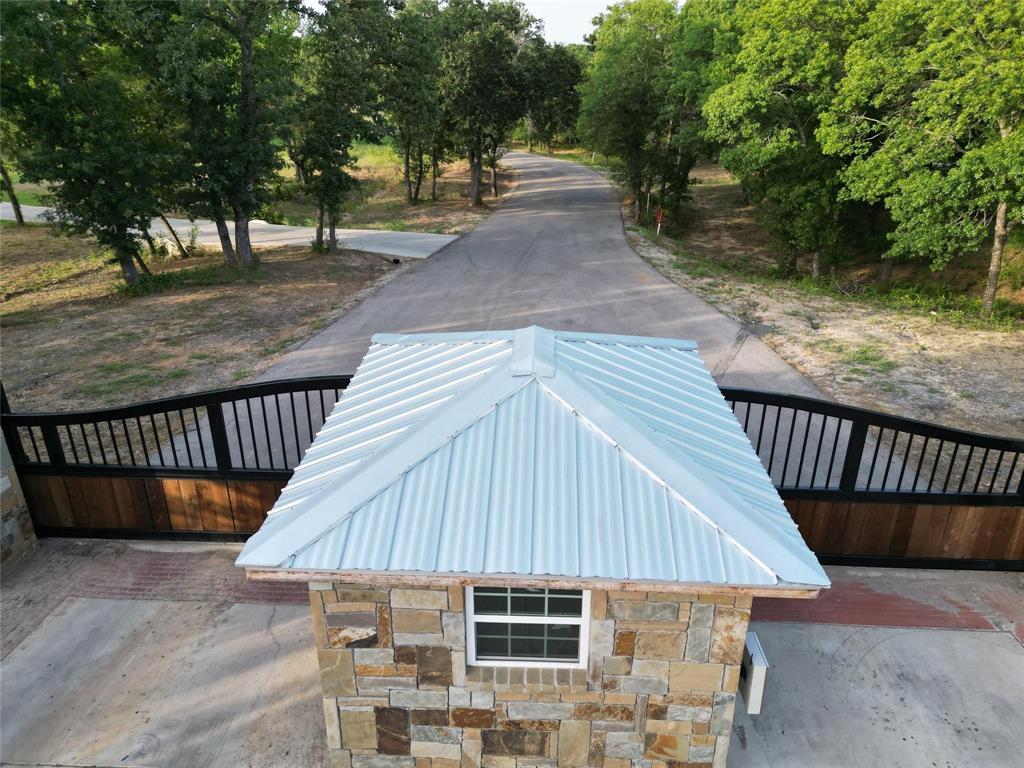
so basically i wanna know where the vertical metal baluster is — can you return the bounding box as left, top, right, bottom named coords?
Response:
left=65, top=425, right=82, bottom=464
left=895, top=434, right=915, bottom=491
left=259, top=396, right=273, bottom=469
left=135, top=416, right=153, bottom=467
left=880, top=429, right=901, bottom=491
left=148, top=414, right=163, bottom=465
left=910, top=436, right=929, bottom=492
left=289, top=392, right=301, bottom=466
left=91, top=423, right=109, bottom=466
left=178, top=410, right=195, bottom=467
left=956, top=445, right=975, bottom=493
left=755, top=404, right=767, bottom=456
left=245, top=399, right=259, bottom=469
left=825, top=417, right=843, bottom=488
left=986, top=451, right=1005, bottom=494
left=27, top=428, right=43, bottom=462
left=780, top=409, right=799, bottom=488
left=305, top=391, right=315, bottom=444
left=865, top=426, right=884, bottom=491
left=1001, top=452, right=1020, bottom=494
left=971, top=449, right=990, bottom=494
left=162, top=413, right=178, bottom=467
left=810, top=413, right=828, bottom=488
left=274, top=394, right=286, bottom=469
left=926, top=439, right=946, bottom=492
left=76, top=424, right=93, bottom=464
left=941, top=444, right=961, bottom=492
left=231, top=400, right=246, bottom=469
left=766, top=407, right=782, bottom=481
left=107, top=422, right=123, bottom=465
left=120, top=419, right=138, bottom=465
left=794, top=410, right=814, bottom=487
left=192, top=407, right=209, bottom=467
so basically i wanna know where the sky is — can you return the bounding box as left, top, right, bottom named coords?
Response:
left=521, top=1, right=609, bottom=44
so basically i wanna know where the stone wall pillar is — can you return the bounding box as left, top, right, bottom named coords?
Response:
left=1, top=434, right=37, bottom=566
left=309, top=582, right=751, bottom=768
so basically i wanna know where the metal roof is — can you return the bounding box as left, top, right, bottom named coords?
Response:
left=237, top=327, right=830, bottom=589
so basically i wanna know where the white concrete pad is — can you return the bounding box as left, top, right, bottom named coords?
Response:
left=0, top=596, right=327, bottom=768
left=729, top=622, right=1024, bottom=767
left=0, top=203, right=456, bottom=260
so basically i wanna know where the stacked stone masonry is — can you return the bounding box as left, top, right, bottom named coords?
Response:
left=311, top=583, right=750, bottom=768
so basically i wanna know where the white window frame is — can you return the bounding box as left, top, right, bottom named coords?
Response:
left=464, top=586, right=591, bottom=669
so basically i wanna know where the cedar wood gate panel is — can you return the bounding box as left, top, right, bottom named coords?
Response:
left=3, top=377, right=1022, bottom=569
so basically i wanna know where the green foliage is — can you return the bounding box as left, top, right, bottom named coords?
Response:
left=819, top=0, right=1024, bottom=312
left=116, top=264, right=263, bottom=297
left=520, top=39, right=584, bottom=149
left=702, top=0, right=876, bottom=266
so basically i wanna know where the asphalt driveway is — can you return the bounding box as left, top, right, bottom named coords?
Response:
left=260, top=153, right=822, bottom=397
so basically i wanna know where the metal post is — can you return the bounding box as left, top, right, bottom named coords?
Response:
left=838, top=421, right=869, bottom=492
left=206, top=402, right=233, bottom=473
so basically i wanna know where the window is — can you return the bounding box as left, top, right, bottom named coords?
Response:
left=465, top=587, right=590, bottom=669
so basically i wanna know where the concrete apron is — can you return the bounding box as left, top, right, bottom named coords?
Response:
left=730, top=621, right=1024, bottom=768
left=0, top=596, right=327, bottom=768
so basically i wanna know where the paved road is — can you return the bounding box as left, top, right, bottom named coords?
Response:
left=261, top=152, right=823, bottom=397
left=0, top=203, right=455, bottom=260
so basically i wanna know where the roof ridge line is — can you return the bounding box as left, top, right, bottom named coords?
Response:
left=541, top=366, right=825, bottom=586
left=237, top=363, right=529, bottom=567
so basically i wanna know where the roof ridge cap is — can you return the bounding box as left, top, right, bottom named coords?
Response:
left=237, top=363, right=528, bottom=568
left=541, top=366, right=826, bottom=586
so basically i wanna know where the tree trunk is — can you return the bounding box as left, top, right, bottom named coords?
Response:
left=431, top=152, right=439, bottom=201
left=159, top=213, right=188, bottom=258
left=214, top=214, right=236, bottom=265
left=878, top=258, right=893, bottom=288
left=490, top=164, right=498, bottom=198
left=634, top=178, right=642, bottom=222
left=117, top=245, right=141, bottom=285
left=811, top=252, right=821, bottom=281
left=403, top=142, right=413, bottom=202
left=413, top=151, right=425, bottom=202
left=233, top=208, right=253, bottom=267
left=328, top=210, right=338, bottom=254
left=468, top=149, right=483, bottom=207
left=134, top=250, right=152, bottom=276
left=315, top=206, right=324, bottom=251
left=982, top=200, right=1009, bottom=316
left=0, top=161, right=24, bottom=225
left=141, top=226, right=158, bottom=262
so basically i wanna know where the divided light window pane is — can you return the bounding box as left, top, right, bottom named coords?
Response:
left=473, top=587, right=583, bottom=618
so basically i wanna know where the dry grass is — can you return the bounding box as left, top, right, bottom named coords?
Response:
left=0, top=222, right=397, bottom=411
left=268, top=142, right=517, bottom=235
left=628, top=164, right=1024, bottom=438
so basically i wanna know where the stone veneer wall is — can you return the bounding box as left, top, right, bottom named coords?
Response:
left=1, top=435, right=37, bottom=565
left=310, top=582, right=750, bottom=768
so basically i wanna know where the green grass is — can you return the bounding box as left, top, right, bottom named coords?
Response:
left=83, top=362, right=190, bottom=397
left=666, top=238, right=1024, bottom=330
left=117, top=263, right=263, bottom=297
left=0, top=168, right=49, bottom=207
left=841, top=345, right=900, bottom=374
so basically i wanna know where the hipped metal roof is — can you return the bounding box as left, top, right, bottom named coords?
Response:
left=236, top=327, right=830, bottom=590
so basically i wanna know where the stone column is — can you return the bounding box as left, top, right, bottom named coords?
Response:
left=1, top=433, right=38, bottom=565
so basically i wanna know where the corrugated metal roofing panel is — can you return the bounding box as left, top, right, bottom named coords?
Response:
left=239, top=326, right=829, bottom=589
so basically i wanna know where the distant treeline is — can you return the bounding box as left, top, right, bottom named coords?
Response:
left=577, top=0, right=1022, bottom=314
left=0, top=0, right=583, bottom=283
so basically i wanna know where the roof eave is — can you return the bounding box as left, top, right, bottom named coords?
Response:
left=243, top=566, right=827, bottom=599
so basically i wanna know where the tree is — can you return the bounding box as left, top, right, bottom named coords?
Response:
left=520, top=40, right=583, bottom=153
left=438, top=0, right=534, bottom=206
left=293, top=0, right=393, bottom=251
left=0, top=119, right=27, bottom=226
left=577, top=0, right=679, bottom=222
left=820, top=0, right=1024, bottom=314
left=385, top=0, right=443, bottom=203
left=159, top=0, right=298, bottom=266
left=702, top=0, right=876, bottom=276
left=0, top=1, right=178, bottom=284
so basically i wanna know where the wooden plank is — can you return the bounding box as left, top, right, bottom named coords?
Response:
left=46, top=476, right=75, bottom=528
left=162, top=478, right=190, bottom=530
left=940, top=506, right=971, bottom=558
left=145, top=478, right=171, bottom=530
left=20, top=476, right=60, bottom=528
left=1007, top=508, right=1024, bottom=560
left=982, top=506, right=1020, bottom=560
left=176, top=479, right=205, bottom=530
left=856, top=504, right=898, bottom=556
left=951, top=506, right=986, bottom=559
left=820, top=502, right=850, bottom=554
left=126, top=478, right=155, bottom=530
left=194, top=480, right=233, bottom=532
left=110, top=478, right=139, bottom=529
left=837, top=502, right=869, bottom=554
left=887, top=503, right=917, bottom=557
left=919, top=504, right=953, bottom=557
left=808, top=501, right=833, bottom=553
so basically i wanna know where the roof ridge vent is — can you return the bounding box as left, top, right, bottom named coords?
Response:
left=511, top=326, right=556, bottom=378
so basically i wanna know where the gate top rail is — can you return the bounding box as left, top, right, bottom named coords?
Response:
left=719, top=387, right=1024, bottom=452
left=0, top=376, right=352, bottom=424
left=2, top=378, right=1022, bottom=504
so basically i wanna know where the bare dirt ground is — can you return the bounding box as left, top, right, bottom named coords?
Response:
left=0, top=224, right=401, bottom=411
left=628, top=165, right=1024, bottom=438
